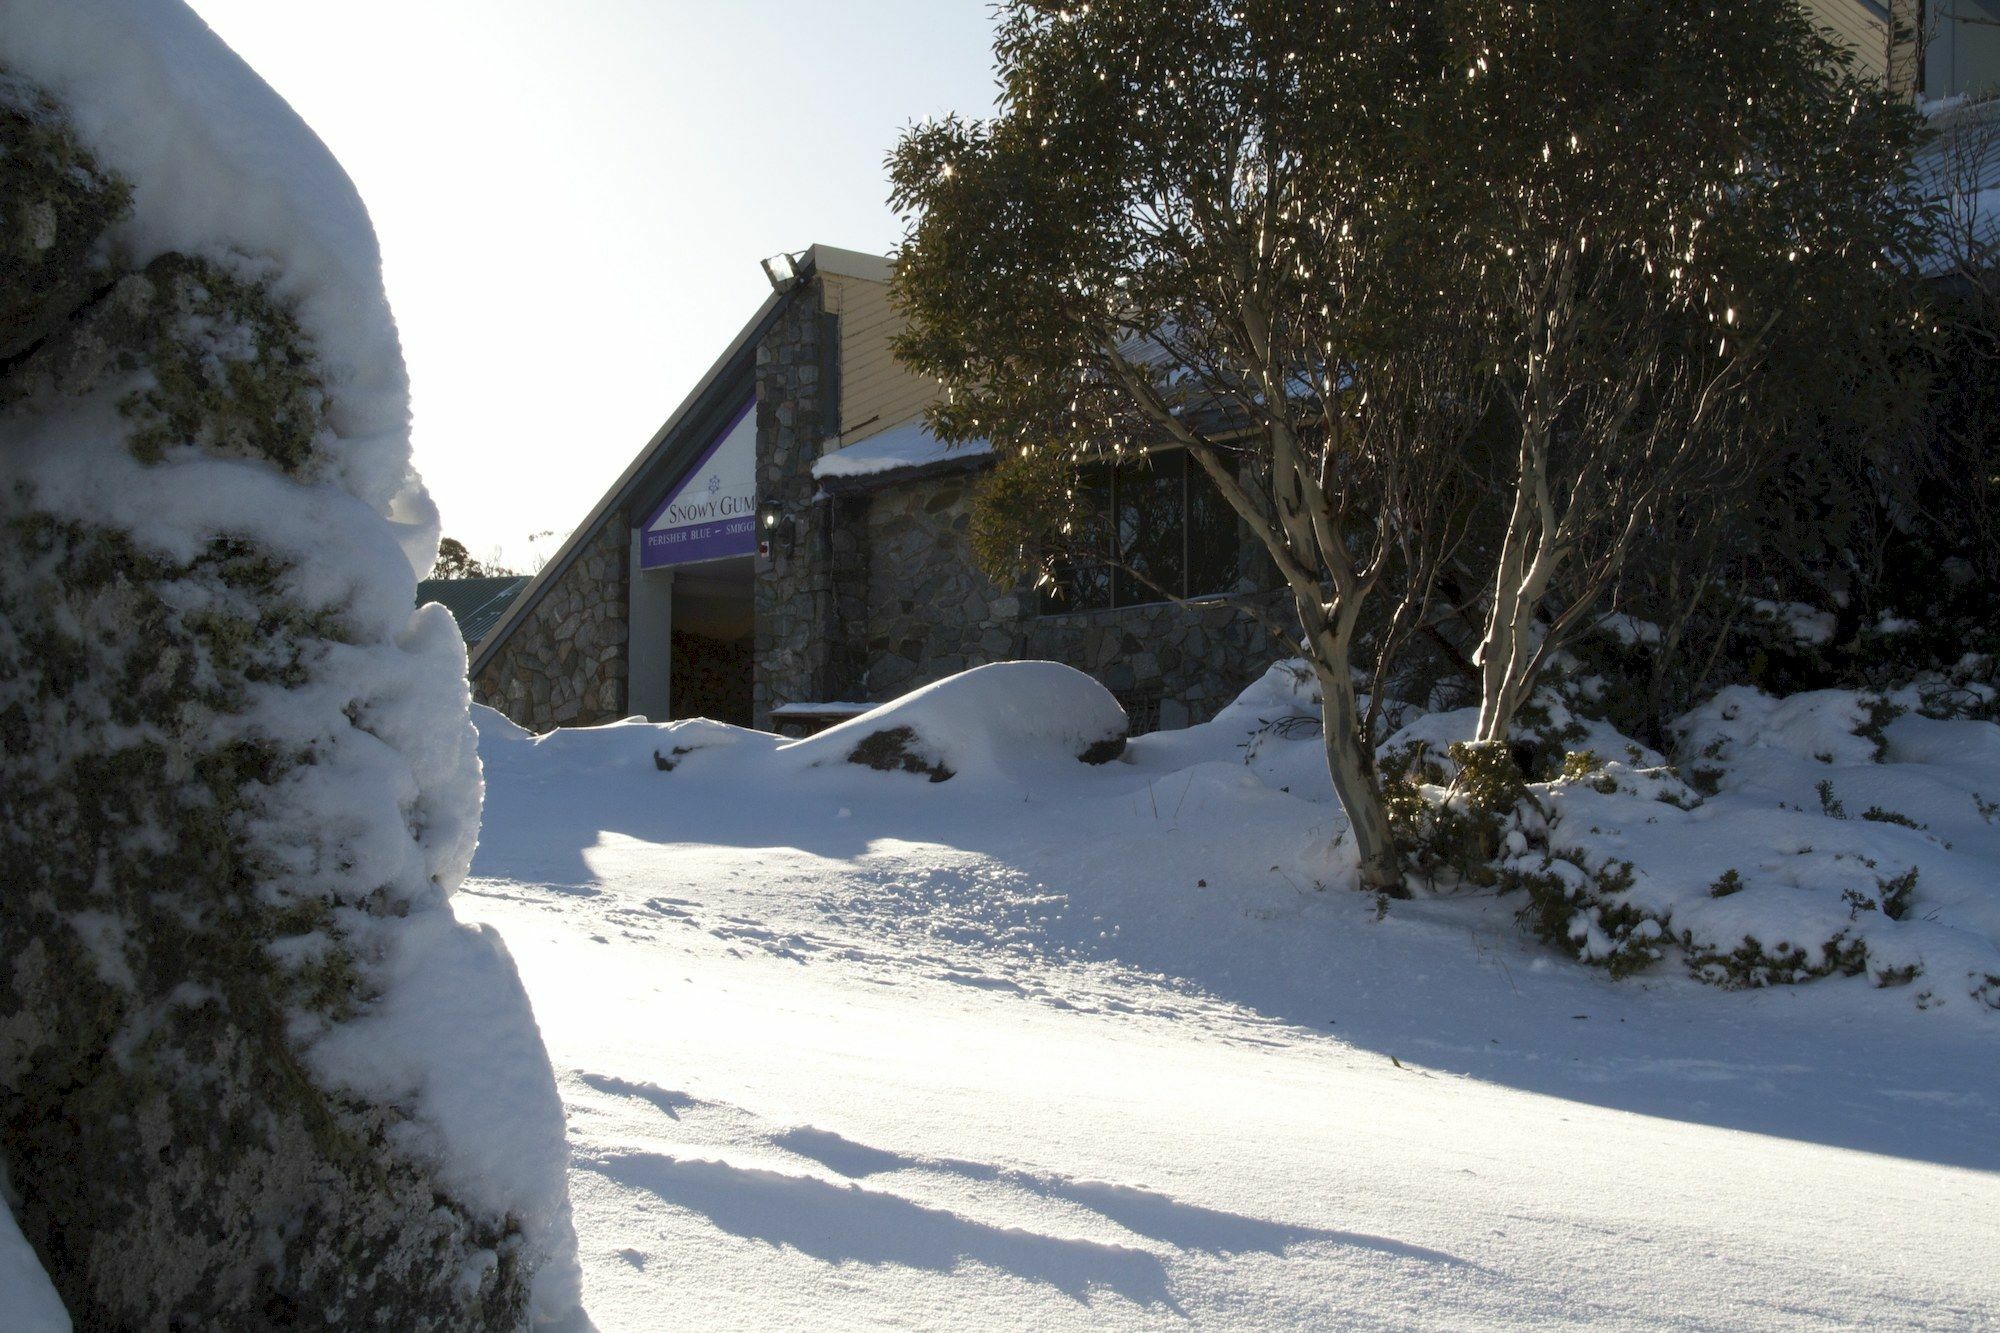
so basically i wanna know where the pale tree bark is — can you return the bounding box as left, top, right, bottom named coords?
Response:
left=1105, top=349, right=1410, bottom=893
left=1099, top=246, right=1480, bottom=894
left=1309, top=630, right=1402, bottom=895
left=1469, top=229, right=1779, bottom=750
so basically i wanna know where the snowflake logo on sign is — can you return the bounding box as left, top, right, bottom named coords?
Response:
left=707, top=473, right=721, bottom=497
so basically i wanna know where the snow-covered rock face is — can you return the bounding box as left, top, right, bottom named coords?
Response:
left=0, top=5, right=576, bottom=1326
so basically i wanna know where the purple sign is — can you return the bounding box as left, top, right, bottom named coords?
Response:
left=640, top=397, right=756, bottom=570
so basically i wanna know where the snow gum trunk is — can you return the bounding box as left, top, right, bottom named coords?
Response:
left=1474, top=437, right=1562, bottom=749
left=1308, top=652, right=1405, bottom=896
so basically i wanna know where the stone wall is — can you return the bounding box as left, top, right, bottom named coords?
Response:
left=858, top=470, right=1023, bottom=701
left=1024, top=593, right=1292, bottom=729
left=856, top=469, right=1295, bottom=729
left=529, top=272, right=1296, bottom=737
left=473, top=510, right=629, bottom=730
left=751, top=287, right=832, bottom=729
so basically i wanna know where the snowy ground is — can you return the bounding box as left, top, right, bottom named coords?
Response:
left=459, top=680, right=1999, bottom=1330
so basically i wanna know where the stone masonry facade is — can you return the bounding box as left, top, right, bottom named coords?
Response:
left=481, top=268, right=1295, bottom=737
left=751, top=293, right=833, bottom=730
left=849, top=469, right=1293, bottom=732
left=473, top=507, right=629, bottom=730
left=748, top=271, right=1297, bottom=734
left=858, top=471, right=1012, bottom=703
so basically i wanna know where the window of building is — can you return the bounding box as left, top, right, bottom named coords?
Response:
left=1039, top=448, right=1239, bottom=613
left=1926, top=0, right=2000, bottom=98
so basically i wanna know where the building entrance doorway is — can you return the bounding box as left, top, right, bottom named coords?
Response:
left=627, top=392, right=758, bottom=726
left=667, top=556, right=752, bottom=726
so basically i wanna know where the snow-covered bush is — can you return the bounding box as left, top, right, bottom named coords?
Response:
left=780, top=661, right=1128, bottom=784
left=1373, top=670, right=2000, bottom=1007
left=0, top=5, right=576, bottom=1326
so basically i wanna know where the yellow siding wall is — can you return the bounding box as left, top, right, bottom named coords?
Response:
left=819, top=272, right=942, bottom=449
left=1801, top=0, right=1891, bottom=81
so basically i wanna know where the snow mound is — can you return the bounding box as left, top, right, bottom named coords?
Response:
left=1201, top=659, right=1322, bottom=734
left=475, top=664, right=1128, bottom=793
left=0, top=1193, right=67, bottom=1333
left=780, top=662, right=1128, bottom=784
left=1677, top=686, right=1894, bottom=768
left=471, top=702, right=535, bottom=744
left=474, top=707, right=781, bottom=782
left=1126, top=659, right=1339, bottom=798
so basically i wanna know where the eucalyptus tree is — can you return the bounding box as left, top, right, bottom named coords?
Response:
left=892, top=1, right=1493, bottom=893
left=891, top=0, right=1925, bottom=893
left=1449, top=0, right=1926, bottom=746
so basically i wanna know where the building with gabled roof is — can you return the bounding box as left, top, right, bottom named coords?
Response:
left=467, top=244, right=1287, bottom=734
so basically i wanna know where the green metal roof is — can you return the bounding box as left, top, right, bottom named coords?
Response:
left=417, top=575, right=532, bottom=647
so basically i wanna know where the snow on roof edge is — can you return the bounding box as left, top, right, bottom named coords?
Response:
left=812, top=418, right=993, bottom=482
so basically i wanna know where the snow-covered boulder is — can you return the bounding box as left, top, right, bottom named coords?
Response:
left=0, top=3, right=577, bottom=1326
left=780, top=661, right=1129, bottom=783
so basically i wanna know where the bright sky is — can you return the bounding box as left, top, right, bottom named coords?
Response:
left=184, top=1, right=1001, bottom=572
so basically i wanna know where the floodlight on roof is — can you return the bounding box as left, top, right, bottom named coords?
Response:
left=760, top=251, right=801, bottom=292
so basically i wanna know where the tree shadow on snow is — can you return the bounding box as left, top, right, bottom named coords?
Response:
left=473, top=736, right=2000, bottom=1174
left=770, top=1126, right=1481, bottom=1269
left=583, top=1130, right=1481, bottom=1311
left=582, top=1149, right=1183, bottom=1310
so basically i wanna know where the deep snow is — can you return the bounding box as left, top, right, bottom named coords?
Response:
left=459, top=672, right=1999, bottom=1330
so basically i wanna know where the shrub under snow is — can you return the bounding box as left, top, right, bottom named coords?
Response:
left=1375, top=675, right=2000, bottom=1009
left=521, top=663, right=1129, bottom=789
left=780, top=661, right=1129, bottom=783
left=0, top=2, right=577, bottom=1325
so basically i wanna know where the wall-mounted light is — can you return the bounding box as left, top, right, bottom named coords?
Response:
left=760, top=251, right=800, bottom=293
left=757, top=499, right=789, bottom=557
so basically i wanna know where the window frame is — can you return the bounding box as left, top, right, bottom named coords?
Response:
left=1037, top=446, right=1239, bottom=616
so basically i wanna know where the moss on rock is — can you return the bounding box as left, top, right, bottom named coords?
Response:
left=0, top=73, right=130, bottom=364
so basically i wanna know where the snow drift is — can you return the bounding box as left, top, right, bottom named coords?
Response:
left=540, top=655, right=2000, bottom=1014
left=0, top=2, right=577, bottom=1325
left=485, top=662, right=1129, bottom=793
left=0, top=1194, right=67, bottom=1333
left=462, top=661, right=2000, bottom=1330
left=780, top=661, right=1129, bottom=783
